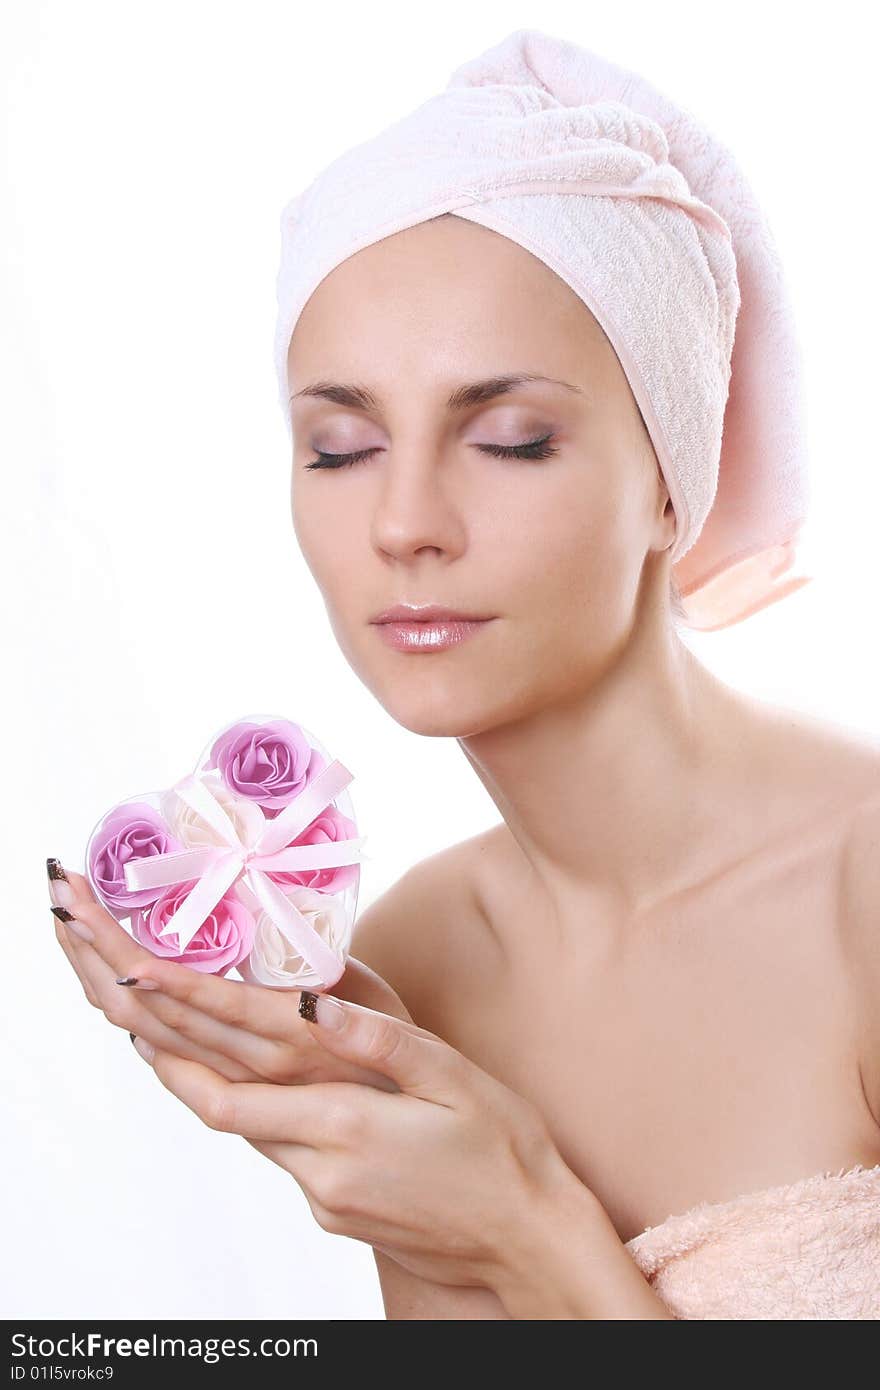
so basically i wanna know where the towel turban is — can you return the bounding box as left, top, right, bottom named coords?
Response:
left=273, top=27, right=812, bottom=631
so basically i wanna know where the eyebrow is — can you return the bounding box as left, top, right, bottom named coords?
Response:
left=289, top=372, right=584, bottom=411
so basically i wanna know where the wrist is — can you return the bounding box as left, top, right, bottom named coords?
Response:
left=491, top=1156, right=602, bottom=1317
left=492, top=1157, right=674, bottom=1320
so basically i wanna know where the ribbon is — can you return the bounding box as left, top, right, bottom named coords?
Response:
left=123, top=759, right=365, bottom=984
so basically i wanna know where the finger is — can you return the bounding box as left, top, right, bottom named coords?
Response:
left=53, top=916, right=101, bottom=1008
left=126, top=1030, right=258, bottom=1084
left=53, top=870, right=312, bottom=1066
left=115, top=977, right=400, bottom=1089
left=244, top=1139, right=361, bottom=1237
left=55, top=874, right=400, bottom=1089
left=245, top=1136, right=313, bottom=1175
left=108, top=950, right=316, bottom=1046
left=331, top=956, right=414, bottom=1023
left=245, top=1140, right=413, bottom=1249
left=244, top=1139, right=373, bottom=1235
left=135, top=991, right=302, bottom=1081
left=60, top=868, right=315, bottom=1046
left=49, top=867, right=166, bottom=985
left=64, top=869, right=403, bottom=1046
left=138, top=1044, right=389, bottom=1145
left=53, top=913, right=159, bottom=1025
left=101, top=941, right=395, bottom=1082
left=56, top=928, right=258, bottom=1080
left=52, top=912, right=135, bottom=1012
left=299, top=995, right=474, bottom=1105
left=97, top=940, right=371, bottom=1077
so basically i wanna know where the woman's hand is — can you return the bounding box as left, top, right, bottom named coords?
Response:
left=48, top=860, right=565, bottom=1294
left=48, top=860, right=672, bottom=1316
left=129, top=988, right=567, bottom=1296
left=48, top=862, right=409, bottom=1090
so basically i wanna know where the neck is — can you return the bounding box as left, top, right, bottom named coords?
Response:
left=457, top=614, right=755, bottom=927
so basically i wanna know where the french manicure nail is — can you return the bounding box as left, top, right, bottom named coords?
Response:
left=299, top=989, right=346, bottom=1029
left=116, top=977, right=159, bottom=990
left=132, top=1035, right=155, bottom=1063
left=50, top=906, right=95, bottom=942
left=46, top=859, right=74, bottom=909
left=298, top=989, right=318, bottom=1021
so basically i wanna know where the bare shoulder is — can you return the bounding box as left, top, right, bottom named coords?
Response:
left=759, top=699, right=880, bottom=972
left=349, top=827, right=505, bottom=1035
left=768, top=704, right=880, bottom=1129
left=744, top=694, right=880, bottom=800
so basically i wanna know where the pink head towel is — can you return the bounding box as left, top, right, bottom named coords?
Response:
left=273, top=28, right=812, bottom=631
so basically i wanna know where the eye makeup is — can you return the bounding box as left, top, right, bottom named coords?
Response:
left=304, top=433, right=560, bottom=470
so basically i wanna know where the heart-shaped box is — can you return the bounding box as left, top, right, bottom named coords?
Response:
left=84, top=713, right=365, bottom=990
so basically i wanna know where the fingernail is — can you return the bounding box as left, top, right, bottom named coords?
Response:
left=46, top=859, right=74, bottom=909
left=116, top=977, right=159, bottom=990
left=50, top=906, right=94, bottom=942
left=299, top=989, right=346, bottom=1030
left=131, top=1035, right=155, bottom=1063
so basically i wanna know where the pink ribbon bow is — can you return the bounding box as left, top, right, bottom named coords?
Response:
left=123, top=759, right=365, bottom=985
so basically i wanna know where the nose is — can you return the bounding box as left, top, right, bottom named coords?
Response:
left=370, top=450, right=466, bottom=564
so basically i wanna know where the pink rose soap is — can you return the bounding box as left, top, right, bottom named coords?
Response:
left=85, top=715, right=364, bottom=989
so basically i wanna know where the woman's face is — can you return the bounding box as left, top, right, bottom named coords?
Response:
left=288, top=215, right=674, bottom=738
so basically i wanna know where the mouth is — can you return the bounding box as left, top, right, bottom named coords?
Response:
left=370, top=604, right=497, bottom=654
left=371, top=603, right=494, bottom=624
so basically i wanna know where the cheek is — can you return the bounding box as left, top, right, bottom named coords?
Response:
left=492, top=466, right=641, bottom=620
left=292, top=484, right=363, bottom=597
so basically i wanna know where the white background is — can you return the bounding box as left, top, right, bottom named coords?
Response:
left=2, top=0, right=878, bottom=1320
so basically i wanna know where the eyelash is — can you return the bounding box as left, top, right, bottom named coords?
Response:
left=304, top=434, right=560, bottom=470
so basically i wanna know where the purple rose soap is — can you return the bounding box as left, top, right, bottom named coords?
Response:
left=84, top=714, right=364, bottom=989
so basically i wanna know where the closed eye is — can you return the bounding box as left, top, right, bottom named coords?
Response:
left=305, top=446, right=379, bottom=471
left=304, top=434, right=560, bottom=470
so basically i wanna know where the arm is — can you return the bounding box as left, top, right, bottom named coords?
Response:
left=373, top=1250, right=511, bottom=1320
left=350, top=859, right=674, bottom=1321
left=373, top=1167, right=674, bottom=1321
left=490, top=1161, right=676, bottom=1319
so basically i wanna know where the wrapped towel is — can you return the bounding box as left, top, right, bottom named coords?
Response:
left=273, top=27, right=812, bottom=631
left=625, top=1162, right=880, bottom=1319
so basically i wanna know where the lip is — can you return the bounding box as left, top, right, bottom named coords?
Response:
left=371, top=603, right=494, bottom=624
left=370, top=605, right=496, bottom=654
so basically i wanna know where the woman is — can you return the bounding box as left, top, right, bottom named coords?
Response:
left=49, top=30, right=880, bottom=1319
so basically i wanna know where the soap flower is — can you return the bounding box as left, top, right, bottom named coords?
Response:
left=207, top=718, right=326, bottom=817
left=88, top=802, right=183, bottom=912
left=133, top=881, right=256, bottom=976
left=267, top=806, right=360, bottom=895
left=160, top=774, right=266, bottom=850
left=238, top=885, right=350, bottom=989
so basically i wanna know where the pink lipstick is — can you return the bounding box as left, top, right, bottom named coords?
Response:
left=370, top=603, right=496, bottom=653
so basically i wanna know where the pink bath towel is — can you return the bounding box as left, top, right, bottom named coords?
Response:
left=625, top=1163, right=880, bottom=1319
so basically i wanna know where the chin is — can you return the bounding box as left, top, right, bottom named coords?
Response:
left=389, top=708, right=502, bottom=739
left=335, top=623, right=551, bottom=736
left=372, top=680, right=487, bottom=738
left=367, top=668, right=539, bottom=739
